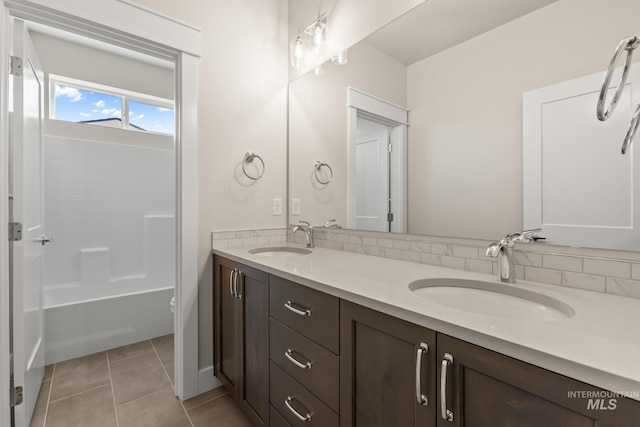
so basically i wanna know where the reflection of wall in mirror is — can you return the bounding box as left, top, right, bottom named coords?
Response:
left=407, top=0, right=640, bottom=241
left=289, top=41, right=407, bottom=226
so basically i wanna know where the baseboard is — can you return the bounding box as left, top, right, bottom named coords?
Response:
left=198, top=365, right=222, bottom=395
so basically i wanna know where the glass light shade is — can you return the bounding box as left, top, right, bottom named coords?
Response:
left=331, top=49, right=348, bottom=65
left=313, top=65, right=325, bottom=76
left=309, top=21, right=327, bottom=55
left=290, top=35, right=308, bottom=68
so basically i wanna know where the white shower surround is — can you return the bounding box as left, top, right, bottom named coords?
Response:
left=42, top=134, right=175, bottom=364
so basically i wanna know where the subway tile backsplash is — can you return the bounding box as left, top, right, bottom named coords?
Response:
left=211, top=227, right=640, bottom=299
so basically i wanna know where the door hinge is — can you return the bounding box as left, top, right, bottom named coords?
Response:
left=9, top=222, right=22, bottom=241
left=388, top=143, right=393, bottom=153
left=387, top=213, right=394, bottom=222
left=10, top=382, right=23, bottom=407
left=9, top=56, right=23, bottom=76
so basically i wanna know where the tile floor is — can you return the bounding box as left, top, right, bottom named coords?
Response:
left=29, top=334, right=252, bottom=427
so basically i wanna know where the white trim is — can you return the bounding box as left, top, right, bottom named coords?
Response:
left=198, top=366, right=222, bottom=394
left=1, top=2, right=202, bottom=418
left=173, top=51, right=199, bottom=400
left=347, top=87, right=409, bottom=125
left=5, top=0, right=201, bottom=58
left=346, top=88, right=408, bottom=233
left=0, top=2, right=12, bottom=426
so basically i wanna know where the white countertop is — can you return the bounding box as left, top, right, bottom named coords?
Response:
left=212, top=244, right=640, bottom=400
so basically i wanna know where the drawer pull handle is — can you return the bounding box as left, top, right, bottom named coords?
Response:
left=440, top=353, right=454, bottom=422
left=415, top=342, right=429, bottom=406
left=285, top=349, right=313, bottom=369
left=229, top=269, right=236, bottom=297
left=284, top=301, right=311, bottom=317
left=285, top=396, right=312, bottom=422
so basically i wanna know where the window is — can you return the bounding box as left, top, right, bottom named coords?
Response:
left=51, top=75, right=174, bottom=136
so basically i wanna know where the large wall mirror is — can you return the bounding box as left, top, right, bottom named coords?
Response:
left=288, top=0, right=640, bottom=251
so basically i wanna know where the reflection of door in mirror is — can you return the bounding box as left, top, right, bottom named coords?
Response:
left=347, top=88, right=408, bottom=233
left=354, top=117, right=390, bottom=231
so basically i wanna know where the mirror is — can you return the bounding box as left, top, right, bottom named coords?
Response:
left=288, top=0, right=640, bottom=250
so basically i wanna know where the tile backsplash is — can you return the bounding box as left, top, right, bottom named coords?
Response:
left=211, top=227, right=640, bottom=299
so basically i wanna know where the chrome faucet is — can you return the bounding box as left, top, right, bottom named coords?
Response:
left=486, top=229, right=542, bottom=283
left=323, top=219, right=342, bottom=229
left=292, top=220, right=315, bottom=248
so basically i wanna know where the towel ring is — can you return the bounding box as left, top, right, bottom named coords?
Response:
left=242, top=151, right=265, bottom=180
left=622, top=103, right=640, bottom=154
left=597, top=35, right=640, bottom=121
left=314, top=161, right=333, bottom=185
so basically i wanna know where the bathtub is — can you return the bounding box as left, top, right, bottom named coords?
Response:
left=44, top=284, right=174, bottom=365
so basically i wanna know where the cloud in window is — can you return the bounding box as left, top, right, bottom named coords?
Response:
left=101, top=108, right=121, bottom=117
left=55, top=85, right=83, bottom=102
left=79, top=112, right=91, bottom=118
left=94, top=100, right=105, bottom=108
left=157, top=107, right=172, bottom=112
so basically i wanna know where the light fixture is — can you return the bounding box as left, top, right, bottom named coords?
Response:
left=289, top=33, right=308, bottom=68
left=313, top=65, right=325, bottom=76
left=289, top=13, right=328, bottom=68
left=331, top=49, right=348, bottom=65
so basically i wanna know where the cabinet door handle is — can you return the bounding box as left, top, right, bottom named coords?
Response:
left=235, top=270, right=243, bottom=299
left=229, top=269, right=236, bottom=297
left=284, top=396, right=312, bottom=422
left=440, top=353, right=454, bottom=422
left=285, top=349, right=313, bottom=370
left=415, top=342, right=429, bottom=406
left=284, top=301, right=311, bottom=317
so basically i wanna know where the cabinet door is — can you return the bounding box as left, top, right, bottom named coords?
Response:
left=213, top=256, right=240, bottom=401
left=340, top=301, right=436, bottom=427
left=437, top=333, right=640, bottom=427
left=238, top=264, right=270, bottom=426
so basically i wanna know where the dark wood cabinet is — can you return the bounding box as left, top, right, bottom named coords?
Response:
left=340, top=300, right=437, bottom=427
left=214, top=256, right=270, bottom=426
left=213, top=255, right=640, bottom=427
left=436, top=333, right=640, bottom=427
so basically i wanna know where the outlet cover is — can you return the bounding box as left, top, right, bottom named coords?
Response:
left=291, top=199, right=301, bottom=215
left=272, top=198, right=282, bottom=215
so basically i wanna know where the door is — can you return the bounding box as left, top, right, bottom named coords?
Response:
left=340, top=301, right=436, bottom=427
left=10, top=19, right=46, bottom=427
left=437, top=333, right=640, bottom=427
left=354, top=116, right=390, bottom=232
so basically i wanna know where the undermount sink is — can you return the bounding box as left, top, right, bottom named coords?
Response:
left=409, top=278, right=575, bottom=321
left=248, top=246, right=312, bottom=257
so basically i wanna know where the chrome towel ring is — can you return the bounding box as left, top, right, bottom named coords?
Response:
left=314, top=161, right=333, bottom=185
left=597, top=35, right=639, bottom=121
left=242, top=151, right=265, bottom=180
left=622, top=103, right=640, bottom=154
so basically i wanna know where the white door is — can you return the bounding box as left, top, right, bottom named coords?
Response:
left=355, top=116, right=390, bottom=231
left=11, top=19, right=46, bottom=427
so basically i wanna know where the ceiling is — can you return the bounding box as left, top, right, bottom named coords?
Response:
left=364, top=0, right=558, bottom=65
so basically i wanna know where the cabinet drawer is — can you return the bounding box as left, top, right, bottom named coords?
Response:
left=270, top=276, right=339, bottom=354
left=270, top=362, right=339, bottom=427
left=270, top=405, right=292, bottom=427
left=270, top=319, right=339, bottom=412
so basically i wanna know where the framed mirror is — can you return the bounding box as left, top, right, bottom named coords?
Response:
left=288, top=0, right=640, bottom=250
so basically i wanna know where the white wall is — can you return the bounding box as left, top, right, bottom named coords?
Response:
left=132, top=0, right=289, bottom=376
left=289, top=41, right=407, bottom=226
left=406, top=0, right=640, bottom=240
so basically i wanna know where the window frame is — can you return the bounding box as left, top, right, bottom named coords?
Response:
left=49, top=74, right=175, bottom=135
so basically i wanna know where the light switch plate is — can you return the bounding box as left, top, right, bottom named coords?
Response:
left=272, top=198, right=282, bottom=215
left=291, top=199, right=301, bottom=215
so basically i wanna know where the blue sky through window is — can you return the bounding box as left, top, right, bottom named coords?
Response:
left=54, top=83, right=174, bottom=135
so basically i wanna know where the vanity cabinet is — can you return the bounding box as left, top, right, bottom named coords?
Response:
left=213, top=256, right=270, bottom=426
left=437, top=333, right=640, bottom=427
left=340, top=300, right=437, bottom=427
left=213, top=254, right=640, bottom=427
left=268, top=276, right=340, bottom=426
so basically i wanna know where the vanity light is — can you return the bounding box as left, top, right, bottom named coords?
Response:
left=331, top=49, right=348, bottom=65
left=290, top=34, right=308, bottom=68
left=313, top=65, right=325, bottom=76
left=309, top=18, right=327, bottom=54
left=289, top=13, right=328, bottom=68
